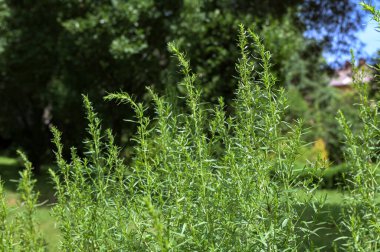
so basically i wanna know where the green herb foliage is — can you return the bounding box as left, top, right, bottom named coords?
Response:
left=45, top=27, right=325, bottom=251
left=333, top=2, right=380, bottom=250
left=0, top=22, right=378, bottom=251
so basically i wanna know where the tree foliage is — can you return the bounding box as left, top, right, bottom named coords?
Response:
left=0, top=0, right=365, bottom=169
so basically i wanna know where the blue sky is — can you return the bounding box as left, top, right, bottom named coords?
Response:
left=325, top=5, right=380, bottom=65
left=357, top=17, right=379, bottom=57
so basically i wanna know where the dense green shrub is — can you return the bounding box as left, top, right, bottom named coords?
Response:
left=47, top=26, right=327, bottom=251
left=1, top=27, right=328, bottom=251
left=0, top=14, right=378, bottom=250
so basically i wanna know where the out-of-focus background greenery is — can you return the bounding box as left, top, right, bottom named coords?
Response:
left=0, top=0, right=378, bottom=250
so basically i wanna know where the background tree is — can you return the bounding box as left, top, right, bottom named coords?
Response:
left=0, top=0, right=61, bottom=173
left=0, top=0, right=367, bottom=171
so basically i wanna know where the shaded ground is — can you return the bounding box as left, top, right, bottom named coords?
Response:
left=297, top=190, right=349, bottom=251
